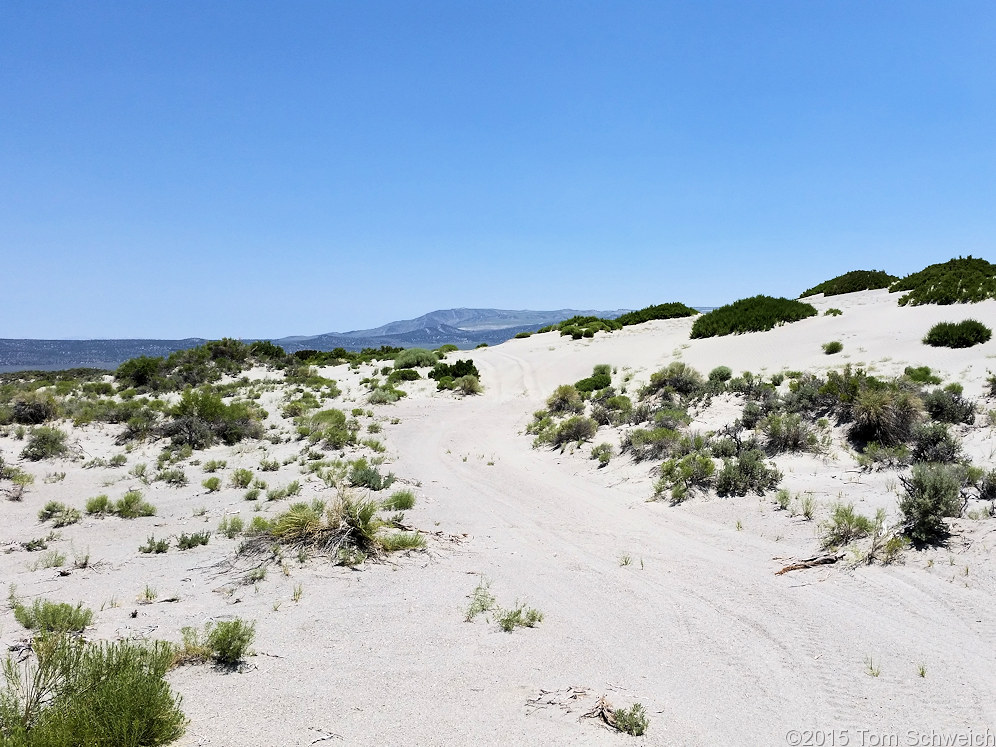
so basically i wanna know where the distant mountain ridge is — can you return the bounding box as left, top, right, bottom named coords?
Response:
left=0, top=307, right=629, bottom=372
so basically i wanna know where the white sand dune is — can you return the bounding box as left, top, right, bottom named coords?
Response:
left=3, top=289, right=996, bottom=745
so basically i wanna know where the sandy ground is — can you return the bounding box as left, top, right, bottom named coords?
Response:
left=3, top=289, right=996, bottom=746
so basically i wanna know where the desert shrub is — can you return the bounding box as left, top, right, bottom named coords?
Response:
left=899, top=463, right=964, bottom=545
left=641, top=362, right=704, bottom=398
left=377, top=531, right=426, bottom=551
left=923, top=387, right=975, bottom=424
left=84, top=494, right=110, bottom=515
left=715, top=450, right=781, bottom=497
left=177, top=531, right=210, bottom=550
left=761, top=413, right=819, bottom=454
left=37, top=501, right=81, bottom=528
left=0, top=635, right=186, bottom=745
left=551, top=416, right=598, bottom=446
left=202, top=459, right=226, bottom=472
left=590, top=442, right=613, bottom=466
left=429, top=359, right=479, bottom=382
left=856, top=443, right=911, bottom=471
left=654, top=453, right=715, bottom=504
left=514, top=331, right=532, bottom=339
left=923, top=319, right=992, bottom=349
left=160, top=387, right=262, bottom=449
left=820, top=503, right=874, bottom=549
left=139, top=535, right=170, bottom=554
left=20, top=426, right=69, bottom=462
left=546, top=384, right=583, bottom=414
left=623, top=427, right=681, bottom=462
left=386, top=368, right=420, bottom=384
left=496, top=603, right=543, bottom=632
left=230, top=468, right=253, bottom=488
left=114, top=355, right=165, bottom=390
left=368, top=384, right=407, bottom=403
left=453, top=375, right=482, bottom=395
left=822, top=341, right=843, bottom=355
left=824, top=307, right=843, bottom=316
left=11, top=598, right=93, bottom=634
left=800, top=269, right=897, bottom=297
left=201, top=476, right=222, bottom=492
left=978, top=470, right=996, bottom=501
left=156, top=468, right=188, bottom=487
left=690, top=296, right=817, bottom=338
left=849, top=388, right=922, bottom=446
left=114, top=490, right=156, bottom=519
left=708, top=366, right=733, bottom=384
left=538, top=315, right=623, bottom=338
left=911, top=422, right=962, bottom=464
left=616, top=302, right=698, bottom=325
left=206, top=619, right=255, bottom=665
left=904, top=366, right=942, bottom=385
left=574, top=366, right=612, bottom=393
left=393, top=348, right=438, bottom=369
left=382, top=489, right=416, bottom=511
left=890, top=256, right=996, bottom=306
left=348, top=458, right=395, bottom=491
left=612, top=702, right=650, bottom=736
left=11, top=394, right=58, bottom=425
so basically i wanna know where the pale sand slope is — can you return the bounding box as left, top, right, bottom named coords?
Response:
left=3, top=289, right=996, bottom=746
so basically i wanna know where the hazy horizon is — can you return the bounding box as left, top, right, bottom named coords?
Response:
left=2, top=2, right=993, bottom=338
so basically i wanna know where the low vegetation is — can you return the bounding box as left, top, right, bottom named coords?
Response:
left=800, top=269, right=897, bottom=298
left=689, top=296, right=818, bottom=338
left=889, top=256, right=996, bottom=306
left=922, top=319, right=992, bottom=348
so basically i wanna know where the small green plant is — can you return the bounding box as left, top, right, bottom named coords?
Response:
left=822, top=341, right=843, bottom=355
left=259, top=457, right=280, bottom=472
left=139, top=535, right=170, bottom=554
left=918, top=663, right=927, bottom=678
left=155, top=468, right=188, bottom=487
left=114, top=490, right=157, bottom=519
left=820, top=503, right=874, bottom=549
left=496, top=603, right=543, bottom=632
left=230, top=468, right=253, bottom=488
left=85, top=494, right=111, bottom=515
left=177, top=618, right=256, bottom=667
left=377, top=531, right=425, bottom=552
left=37, top=501, right=81, bottom=527
left=899, top=463, right=963, bottom=545
left=800, top=495, right=816, bottom=520
left=613, top=702, right=650, bottom=736
left=201, top=476, right=222, bottom=492
left=824, top=307, right=843, bottom=316
left=20, top=426, right=70, bottom=461
left=590, top=442, right=613, bottom=467
left=218, top=516, right=245, bottom=539
left=10, top=595, right=94, bottom=633
left=864, top=655, right=880, bottom=677
left=381, top=489, right=416, bottom=511
left=177, top=531, right=210, bottom=550
left=774, top=489, right=791, bottom=511
left=465, top=578, right=497, bottom=622
left=292, top=583, right=303, bottom=603
left=244, top=488, right=260, bottom=501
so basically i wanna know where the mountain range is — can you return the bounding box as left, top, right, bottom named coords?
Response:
left=0, top=308, right=628, bottom=372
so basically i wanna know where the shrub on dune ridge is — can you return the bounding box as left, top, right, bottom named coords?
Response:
left=890, top=256, right=996, bottom=306
left=800, top=269, right=897, bottom=298
left=689, top=296, right=817, bottom=339
left=615, top=302, right=699, bottom=325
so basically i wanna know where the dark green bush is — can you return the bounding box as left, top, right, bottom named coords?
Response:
left=386, top=368, right=420, bottom=384
left=690, top=296, right=817, bottom=338
left=822, top=341, right=843, bottom=355
left=890, top=256, right=996, bottom=306
left=715, top=450, right=782, bottom=497
left=911, top=422, right=962, bottom=464
left=904, top=366, right=942, bottom=385
left=641, top=362, right=704, bottom=398
left=429, top=359, right=479, bottom=381
left=20, top=426, right=69, bottom=461
left=924, top=387, right=975, bottom=424
left=393, top=348, right=439, bottom=369
left=800, top=269, right=897, bottom=298
left=899, top=463, right=963, bottom=545
left=654, top=453, right=715, bottom=504
left=348, top=459, right=395, bottom=491
left=12, top=598, right=93, bottom=634
left=11, top=394, right=58, bottom=425
left=708, top=366, right=733, bottom=384
left=574, top=366, right=611, bottom=393
left=922, top=319, right=992, bottom=348
left=760, top=413, right=819, bottom=454
left=546, top=385, right=583, bottom=414
left=615, top=303, right=698, bottom=325
left=551, top=416, right=598, bottom=446
left=177, top=531, right=210, bottom=550
left=849, top=389, right=922, bottom=446
left=160, top=387, right=262, bottom=449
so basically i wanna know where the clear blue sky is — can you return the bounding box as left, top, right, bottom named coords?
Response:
left=2, top=1, right=993, bottom=339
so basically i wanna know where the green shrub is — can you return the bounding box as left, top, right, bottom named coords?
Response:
left=623, top=427, right=682, bottom=462
left=590, top=442, right=613, bottom=466
left=429, top=359, right=480, bottom=382
left=11, top=394, right=58, bottom=425
left=715, top=450, right=781, bottom=497
left=546, top=384, right=583, bottom=414
left=822, top=341, right=843, bottom=355
left=551, top=416, right=598, bottom=446
left=348, top=459, right=395, bottom=491
left=800, top=269, right=897, bottom=298
left=85, top=494, right=111, bottom=515
left=155, top=468, right=188, bottom=487
left=924, top=387, right=975, bottom=424
left=453, top=375, right=482, bottom=395
left=114, top=490, right=156, bottom=519
left=393, top=348, right=438, bottom=369
left=202, top=459, right=226, bottom=472
left=899, top=463, right=963, bottom=545
left=612, top=702, right=650, bottom=736
left=690, top=296, right=818, bottom=338
left=377, top=531, right=426, bottom=551
left=923, top=319, right=992, bottom=348
left=761, top=413, right=819, bottom=454
left=820, top=503, right=874, bottom=549
left=201, top=476, right=221, bottom=492
left=20, top=426, right=69, bottom=462
left=849, top=389, right=922, bottom=446
left=615, top=302, right=698, bottom=325
left=11, top=598, right=93, bottom=634
left=386, top=368, right=420, bottom=384
left=911, top=422, right=962, bottom=464
left=230, top=468, right=253, bottom=488
left=574, top=366, right=612, bottom=393
left=496, top=603, right=543, bottom=632
left=160, top=387, right=262, bottom=449
left=139, top=535, right=170, bottom=554
left=708, top=366, right=733, bottom=384
left=177, top=531, right=210, bottom=550
left=37, top=501, right=80, bottom=528
left=641, top=362, right=704, bottom=397
left=904, top=366, right=942, bottom=385
left=654, top=453, right=715, bottom=504
left=206, top=619, right=255, bottom=665
left=824, top=307, right=843, bottom=316
left=0, top=635, right=186, bottom=745
left=218, top=516, right=244, bottom=538
left=890, top=256, right=996, bottom=305
left=382, top=489, right=416, bottom=511
left=514, top=331, right=532, bottom=339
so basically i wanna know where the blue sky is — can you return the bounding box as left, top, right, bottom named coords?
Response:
left=1, top=1, right=993, bottom=338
